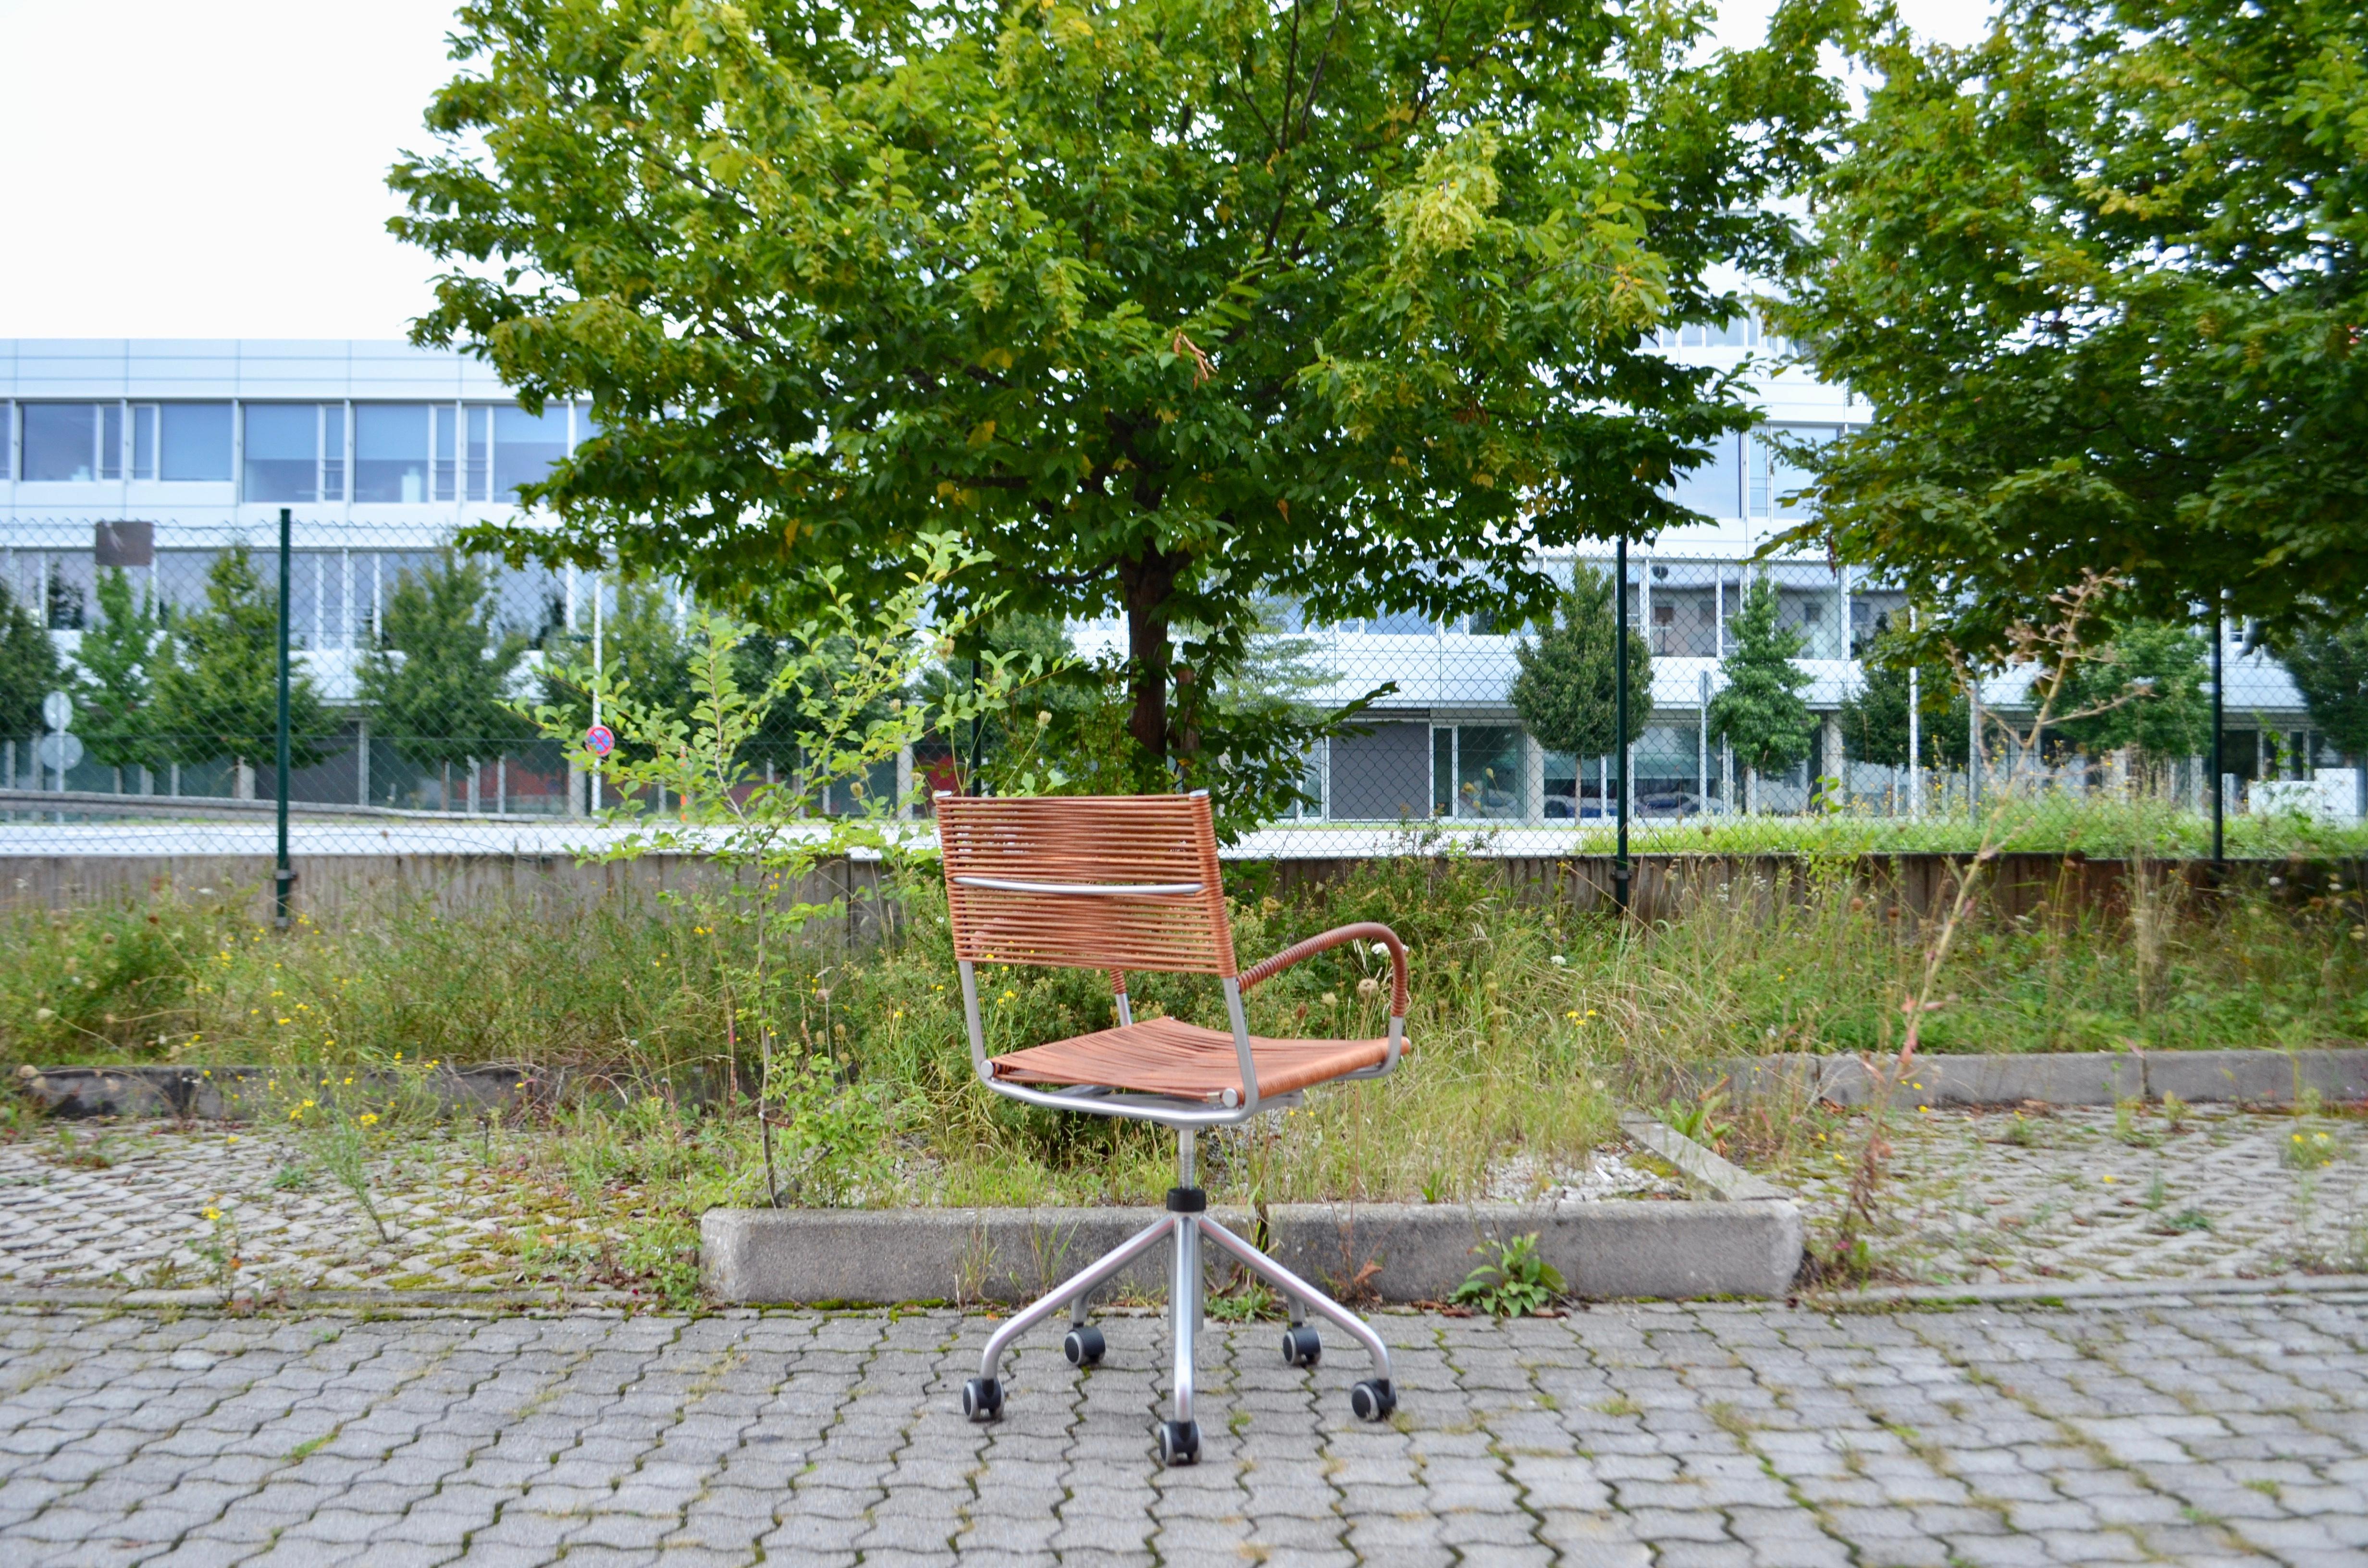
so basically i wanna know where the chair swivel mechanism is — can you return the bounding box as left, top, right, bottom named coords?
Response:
left=936, top=791, right=1412, bottom=1465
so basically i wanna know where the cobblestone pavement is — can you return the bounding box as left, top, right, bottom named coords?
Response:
left=4, top=1294, right=2367, bottom=1567
left=1776, top=1104, right=2368, bottom=1287
left=0, top=1127, right=620, bottom=1295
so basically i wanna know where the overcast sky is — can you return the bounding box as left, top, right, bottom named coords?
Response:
left=0, top=0, right=1996, bottom=342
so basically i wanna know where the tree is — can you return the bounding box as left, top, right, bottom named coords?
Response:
left=2051, top=617, right=2210, bottom=765
left=1509, top=564, right=1652, bottom=761
left=537, top=579, right=695, bottom=769
left=0, top=581, right=60, bottom=755
left=148, top=547, right=338, bottom=795
left=357, top=553, right=535, bottom=809
left=1839, top=622, right=1961, bottom=770
left=392, top=0, right=1851, bottom=805
left=2276, top=621, right=2368, bottom=760
left=1772, top=0, right=2368, bottom=655
left=1708, top=575, right=1813, bottom=810
left=73, top=568, right=165, bottom=782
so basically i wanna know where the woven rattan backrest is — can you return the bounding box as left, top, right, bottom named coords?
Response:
left=937, top=794, right=1237, bottom=978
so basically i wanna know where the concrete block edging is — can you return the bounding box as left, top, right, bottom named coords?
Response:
left=1716, top=1047, right=2368, bottom=1110
left=702, top=1116, right=1801, bottom=1307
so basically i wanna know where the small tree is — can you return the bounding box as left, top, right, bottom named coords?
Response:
left=148, top=546, right=338, bottom=796
left=1840, top=622, right=1963, bottom=773
left=536, top=578, right=694, bottom=764
left=1509, top=564, right=1653, bottom=764
left=0, top=581, right=61, bottom=759
left=2052, top=617, right=2210, bottom=770
left=1708, top=575, right=1813, bottom=812
left=358, top=553, right=535, bottom=810
left=74, top=568, right=165, bottom=785
left=2275, top=620, right=2368, bottom=763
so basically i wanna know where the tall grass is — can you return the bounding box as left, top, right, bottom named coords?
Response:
left=1, top=846, right=2362, bottom=1209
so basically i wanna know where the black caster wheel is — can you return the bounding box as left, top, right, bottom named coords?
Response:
left=1063, top=1325, right=1106, bottom=1366
left=1350, top=1379, right=1396, bottom=1421
left=1157, top=1419, right=1201, bottom=1466
left=1281, top=1325, right=1321, bottom=1367
left=961, top=1377, right=1004, bottom=1421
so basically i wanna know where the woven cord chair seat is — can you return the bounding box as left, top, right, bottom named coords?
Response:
left=989, top=1016, right=1399, bottom=1104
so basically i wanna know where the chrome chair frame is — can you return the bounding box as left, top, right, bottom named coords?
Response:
left=948, top=857, right=1408, bottom=1465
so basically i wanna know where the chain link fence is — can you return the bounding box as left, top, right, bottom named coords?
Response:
left=0, top=517, right=2349, bottom=860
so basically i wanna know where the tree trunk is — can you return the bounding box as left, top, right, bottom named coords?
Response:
left=1117, top=549, right=1186, bottom=762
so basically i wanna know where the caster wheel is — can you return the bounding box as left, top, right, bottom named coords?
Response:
left=1350, top=1379, right=1396, bottom=1421
left=961, top=1377, right=1004, bottom=1421
left=1157, top=1419, right=1201, bottom=1466
left=1281, top=1325, right=1321, bottom=1367
left=1063, top=1325, right=1106, bottom=1366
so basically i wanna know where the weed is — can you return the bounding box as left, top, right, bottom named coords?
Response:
left=2244, top=1479, right=2282, bottom=1501
left=2157, top=1208, right=2212, bottom=1234
left=269, top=1162, right=310, bottom=1192
left=1452, top=1233, right=1566, bottom=1318
left=1658, top=1089, right=1734, bottom=1152
left=2282, top=1129, right=2339, bottom=1171
left=2002, top=1115, right=2039, bottom=1148
left=2160, top=1092, right=2189, bottom=1133
left=1228, top=1408, right=1252, bottom=1436
left=2143, top=1173, right=2169, bottom=1212
left=1596, top=1395, right=1641, bottom=1418
left=2114, top=1098, right=2159, bottom=1149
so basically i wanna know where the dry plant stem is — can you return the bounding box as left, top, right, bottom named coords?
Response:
left=1843, top=573, right=2135, bottom=1254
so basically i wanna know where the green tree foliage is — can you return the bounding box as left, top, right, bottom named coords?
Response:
left=537, top=580, right=695, bottom=765
left=148, top=547, right=338, bottom=783
left=1509, top=565, right=1652, bottom=759
left=1709, top=576, right=1813, bottom=805
left=1773, top=0, right=2368, bottom=653
left=2275, top=621, right=2368, bottom=759
left=392, top=0, right=1850, bottom=791
left=72, top=569, right=165, bottom=775
left=2052, top=618, right=2211, bottom=763
left=0, top=581, right=61, bottom=746
left=1839, top=624, right=1961, bottom=770
left=357, top=553, right=536, bottom=802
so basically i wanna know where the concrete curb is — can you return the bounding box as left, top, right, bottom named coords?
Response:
left=12, top=1064, right=571, bottom=1120
left=700, top=1193, right=1803, bottom=1306
left=1618, top=1114, right=1790, bottom=1202
left=1815, top=1272, right=2368, bottom=1310
left=1713, top=1048, right=2368, bottom=1109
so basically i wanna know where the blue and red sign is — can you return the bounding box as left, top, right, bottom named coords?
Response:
left=584, top=724, right=616, bottom=757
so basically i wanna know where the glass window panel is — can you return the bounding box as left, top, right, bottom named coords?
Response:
left=100, top=405, right=123, bottom=480
left=243, top=404, right=320, bottom=501
left=1432, top=728, right=1454, bottom=817
left=433, top=405, right=457, bottom=502
left=1672, top=431, right=1740, bottom=518
left=1455, top=724, right=1524, bottom=819
left=320, top=405, right=345, bottom=499
left=466, top=405, right=490, bottom=500
left=131, top=405, right=157, bottom=479
left=1715, top=315, right=1749, bottom=347
left=493, top=405, right=569, bottom=500
left=354, top=404, right=431, bottom=502
left=160, top=403, right=233, bottom=482
left=22, top=403, right=98, bottom=481
left=1367, top=607, right=1432, bottom=635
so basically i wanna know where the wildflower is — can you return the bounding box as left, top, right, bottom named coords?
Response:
left=2101, top=1174, right=2115, bottom=1183
left=359, top=1114, right=378, bottom=1127
left=1357, top=977, right=1379, bottom=998
left=1549, top=956, right=1566, bottom=967
left=1320, top=992, right=1338, bottom=1007
left=203, top=1207, right=221, bottom=1222
left=1001, top=991, right=1017, bottom=1002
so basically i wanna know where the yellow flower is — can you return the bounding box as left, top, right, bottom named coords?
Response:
left=203, top=1207, right=221, bottom=1221
left=2101, top=1174, right=2115, bottom=1183
left=358, top=1113, right=378, bottom=1127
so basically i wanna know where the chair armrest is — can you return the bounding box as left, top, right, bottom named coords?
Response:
left=1238, top=922, right=1409, bottom=1018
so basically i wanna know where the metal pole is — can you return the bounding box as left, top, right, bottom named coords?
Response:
left=274, top=506, right=294, bottom=928
left=1614, top=534, right=1630, bottom=913
left=2211, top=599, right=2225, bottom=865
left=1907, top=606, right=1922, bottom=819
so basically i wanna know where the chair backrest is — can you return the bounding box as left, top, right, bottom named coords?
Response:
left=936, top=793, right=1237, bottom=978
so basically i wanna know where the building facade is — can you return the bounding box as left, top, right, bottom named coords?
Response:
left=0, top=336, right=2331, bottom=834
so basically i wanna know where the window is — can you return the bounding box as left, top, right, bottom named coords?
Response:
left=132, top=406, right=157, bottom=478
left=21, top=403, right=104, bottom=481
left=1671, top=431, right=1742, bottom=517
left=1366, top=607, right=1433, bottom=635
left=245, top=404, right=345, bottom=502
left=1751, top=426, right=1836, bottom=517
left=432, top=404, right=493, bottom=501
left=494, top=404, right=569, bottom=500
left=160, top=404, right=233, bottom=481
left=355, top=404, right=431, bottom=502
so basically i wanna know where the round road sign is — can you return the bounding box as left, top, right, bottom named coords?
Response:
left=584, top=724, right=616, bottom=758
left=40, top=691, right=72, bottom=733
left=35, top=734, right=84, bottom=773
